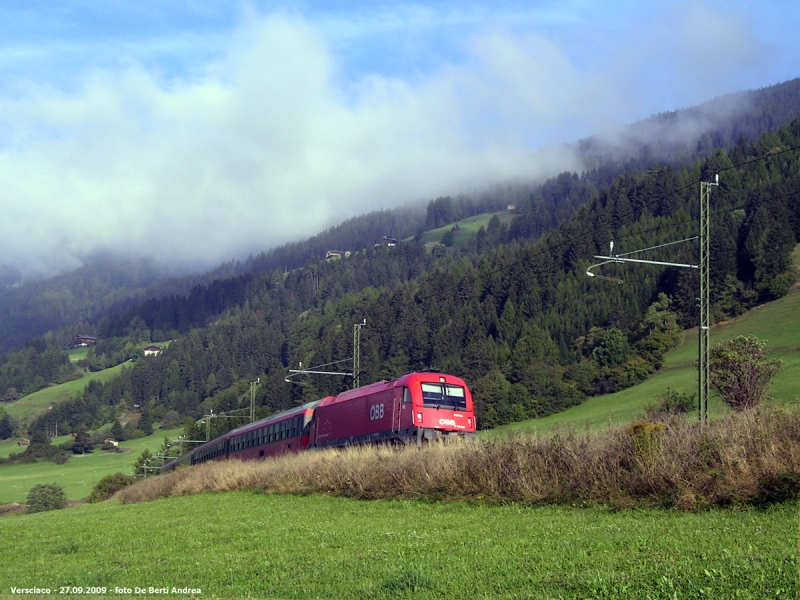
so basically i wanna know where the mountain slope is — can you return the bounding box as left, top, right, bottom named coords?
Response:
left=3, top=78, right=800, bottom=355
left=490, top=245, right=800, bottom=436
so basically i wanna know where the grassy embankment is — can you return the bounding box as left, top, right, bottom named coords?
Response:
left=0, top=492, right=794, bottom=599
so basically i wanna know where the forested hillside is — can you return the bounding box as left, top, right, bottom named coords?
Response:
left=0, top=257, right=247, bottom=355
left=10, top=116, right=798, bottom=444
left=577, top=77, right=800, bottom=185
left=1, top=79, right=798, bottom=358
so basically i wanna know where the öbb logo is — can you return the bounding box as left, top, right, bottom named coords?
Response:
left=439, top=418, right=457, bottom=427
left=369, top=404, right=385, bottom=420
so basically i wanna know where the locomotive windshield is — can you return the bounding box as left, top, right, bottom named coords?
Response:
left=421, top=383, right=467, bottom=410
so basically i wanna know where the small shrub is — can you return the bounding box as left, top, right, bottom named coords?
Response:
left=88, top=472, right=135, bottom=503
left=26, top=483, right=67, bottom=513
left=644, top=388, right=695, bottom=418
left=626, top=420, right=665, bottom=467
left=752, top=472, right=800, bottom=507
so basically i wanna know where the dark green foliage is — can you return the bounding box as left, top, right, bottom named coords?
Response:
left=645, top=389, right=696, bottom=417
left=110, top=419, right=126, bottom=442
left=133, top=448, right=153, bottom=476
left=710, top=336, right=783, bottom=411
left=26, top=483, right=67, bottom=513
left=752, top=472, right=800, bottom=507
left=138, top=409, right=153, bottom=436
left=72, top=426, right=92, bottom=454
left=0, top=412, right=13, bottom=439
left=87, top=472, right=135, bottom=503
left=426, top=196, right=464, bottom=229
left=0, top=344, right=77, bottom=398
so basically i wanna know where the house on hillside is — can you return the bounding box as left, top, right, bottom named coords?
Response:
left=325, top=250, right=351, bottom=260
left=68, top=335, right=97, bottom=349
left=143, top=345, right=164, bottom=357
left=374, top=236, right=399, bottom=248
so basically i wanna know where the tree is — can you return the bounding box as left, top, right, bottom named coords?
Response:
left=138, top=409, right=153, bottom=436
left=0, top=413, right=13, bottom=440
left=110, top=419, right=126, bottom=442
left=72, top=426, right=92, bottom=454
left=26, top=483, right=67, bottom=513
left=133, top=448, right=153, bottom=476
left=709, top=336, right=783, bottom=411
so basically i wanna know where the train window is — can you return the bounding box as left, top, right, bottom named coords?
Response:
left=421, top=383, right=467, bottom=410
left=403, top=387, right=412, bottom=403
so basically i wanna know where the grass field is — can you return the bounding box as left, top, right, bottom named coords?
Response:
left=0, top=493, right=795, bottom=599
left=414, top=210, right=516, bottom=250
left=4, top=362, right=131, bottom=422
left=0, top=428, right=182, bottom=503
left=67, top=347, right=89, bottom=362
left=490, top=283, right=800, bottom=437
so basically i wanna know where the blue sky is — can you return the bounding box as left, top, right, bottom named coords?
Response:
left=1, top=0, right=798, bottom=276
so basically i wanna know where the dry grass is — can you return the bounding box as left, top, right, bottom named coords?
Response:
left=116, top=404, right=800, bottom=510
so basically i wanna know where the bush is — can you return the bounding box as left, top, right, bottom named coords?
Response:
left=26, top=483, right=67, bottom=513
left=88, top=472, right=135, bottom=503
left=101, top=441, right=122, bottom=452
left=626, top=420, right=665, bottom=468
left=644, top=388, right=695, bottom=418
left=710, top=336, right=782, bottom=411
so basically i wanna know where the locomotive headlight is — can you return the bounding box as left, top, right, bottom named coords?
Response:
left=468, top=418, right=472, bottom=427
left=416, top=412, right=423, bottom=423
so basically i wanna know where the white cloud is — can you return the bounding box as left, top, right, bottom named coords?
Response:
left=0, top=3, right=782, bottom=276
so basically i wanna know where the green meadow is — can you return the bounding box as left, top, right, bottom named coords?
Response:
left=4, top=362, right=131, bottom=422
left=0, top=493, right=794, bottom=599
left=0, top=428, right=182, bottom=503
left=414, top=210, right=516, bottom=249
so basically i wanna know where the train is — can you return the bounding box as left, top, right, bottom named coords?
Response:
left=160, top=371, right=476, bottom=473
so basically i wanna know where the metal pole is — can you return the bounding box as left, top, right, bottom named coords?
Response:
left=698, top=176, right=717, bottom=427
left=250, top=378, right=260, bottom=423
left=353, top=320, right=365, bottom=389
left=586, top=175, right=719, bottom=427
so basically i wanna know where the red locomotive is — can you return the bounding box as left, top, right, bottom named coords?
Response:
left=160, top=372, right=475, bottom=473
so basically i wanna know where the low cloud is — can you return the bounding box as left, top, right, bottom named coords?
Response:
left=0, top=4, right=773, bottom=276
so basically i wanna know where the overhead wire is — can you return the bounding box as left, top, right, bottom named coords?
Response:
left=473, top=143, right=800, bottom=286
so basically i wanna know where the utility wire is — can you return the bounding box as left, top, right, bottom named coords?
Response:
left=474, top=145, right=800, bottom=284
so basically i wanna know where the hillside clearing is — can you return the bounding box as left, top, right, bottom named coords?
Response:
left=5, top=362, right=131, bottom=422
